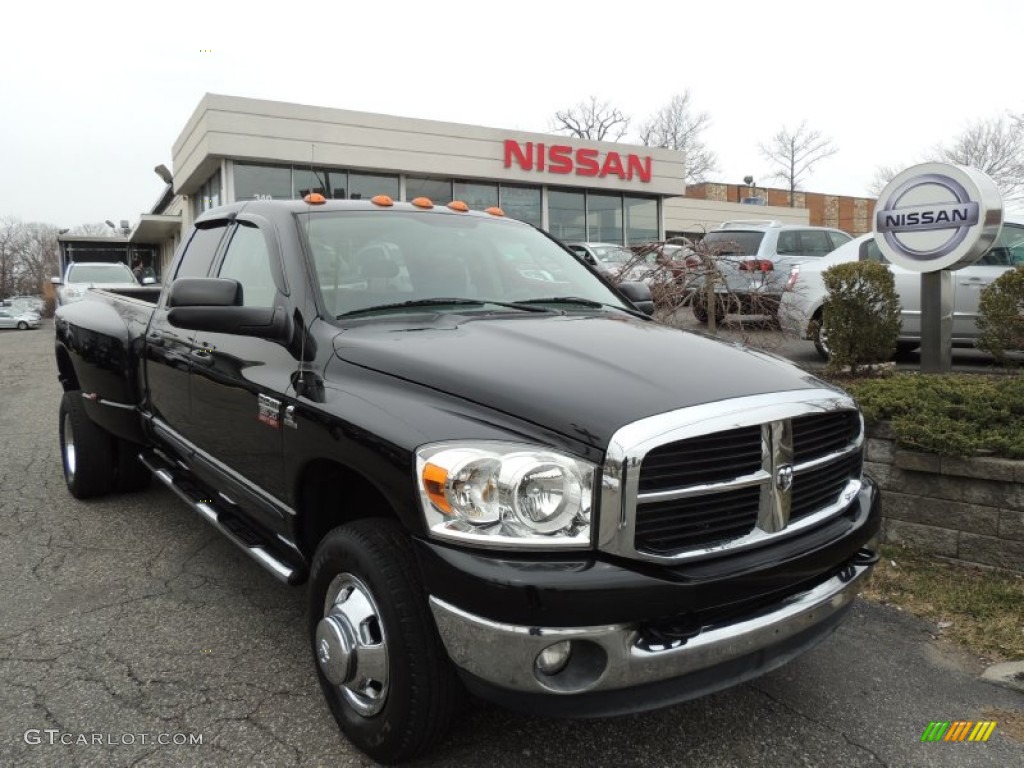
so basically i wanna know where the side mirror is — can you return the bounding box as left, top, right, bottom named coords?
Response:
left=142, top=276, right=157, bottom=285
left=166, top=277, right=290, bottom=342
left=50, top=276, right=62, bottom=285
left=617, top=281, right=655, bottom=315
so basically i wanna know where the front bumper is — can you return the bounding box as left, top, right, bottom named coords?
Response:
left=431, top=551, right=875, bottom=716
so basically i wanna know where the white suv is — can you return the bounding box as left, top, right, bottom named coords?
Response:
left=693, top=220, right=853, bottom=324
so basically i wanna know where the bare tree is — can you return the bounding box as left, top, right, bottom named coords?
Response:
left=934, top=114, right=1024, bottom=202
left=15, top=222, right=60, bottom=294
left=0, top=217, right=25, bottom=299
left=637, top=91, right=718, bottom=184
left=551, top=96, right=630, bottom=142
left=68, top=222, right=119, bottom=237
left=867, top=113, right=1024, bottom=201
left=759, top=122, right=838, bottom=206
left=867, top=164, right=902, bottom=197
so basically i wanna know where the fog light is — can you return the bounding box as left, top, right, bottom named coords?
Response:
left=535, top=641, right=572, bottom=676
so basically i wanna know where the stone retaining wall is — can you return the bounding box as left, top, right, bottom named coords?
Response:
left=865, top=423, right=1024, bottom=572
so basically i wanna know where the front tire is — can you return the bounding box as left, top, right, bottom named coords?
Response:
left=59, top=390, right=116, bottom=499
left=812, top=311, right=830, bottom=361
left=309, top=519, right=457, bottom=764
left=17, top=321, right=28, bottom=330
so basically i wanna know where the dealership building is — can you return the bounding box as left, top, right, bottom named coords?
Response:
left=130, top=93, right=815, bottom=275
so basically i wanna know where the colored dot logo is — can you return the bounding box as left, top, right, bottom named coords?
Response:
left=199, top=49, right=213, bottom=53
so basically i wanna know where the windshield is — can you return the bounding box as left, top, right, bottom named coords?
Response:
left=590, top=245, right=633, bottom=263
left=303, top=211, right=630, bottom=317
left=67, top=263, right=137, bottom=284
left=702, top=231, right=765, bottom=256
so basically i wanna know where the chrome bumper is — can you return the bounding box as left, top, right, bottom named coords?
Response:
left=430, top=561, right=872, bottom=697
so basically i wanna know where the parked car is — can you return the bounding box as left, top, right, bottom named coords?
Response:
left=0, top=307, right=41, bottom=330
left=780, top=222, right=1024, bottom=359
left=693, top=221, right=853, bottom=324
left=54, top=198, right=878, bottom=763
left=567, top=241, right=694, bottom=291
left=52, top=262, right=141, bottom=306
left=565, top=241, right=635, bottom=278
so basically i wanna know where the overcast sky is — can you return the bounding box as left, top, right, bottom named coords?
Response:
left=2, top=0, right=1021, bottom=228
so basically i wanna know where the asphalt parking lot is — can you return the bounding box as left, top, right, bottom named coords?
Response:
left=1, top=321, right=1021, bottom=767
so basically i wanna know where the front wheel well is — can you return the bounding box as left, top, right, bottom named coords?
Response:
left=55, top=344, right=80, bottom=392
left=295, top=459, right=401, bottom=560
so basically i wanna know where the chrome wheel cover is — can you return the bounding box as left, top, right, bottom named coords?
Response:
left=63, top=412, right=76, bottom=480
left=316, top=572, right=389, bottom=716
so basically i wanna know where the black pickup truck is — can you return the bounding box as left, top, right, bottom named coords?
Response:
left=54, top=196, right=879, bottom=763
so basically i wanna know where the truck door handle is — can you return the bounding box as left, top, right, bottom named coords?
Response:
left=146, top=331, right=165, bottom=347
left=190, top=350, right=215, bottom=366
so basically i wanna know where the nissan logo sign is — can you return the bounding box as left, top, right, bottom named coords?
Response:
left=873, top=163, right=1003, bottom=272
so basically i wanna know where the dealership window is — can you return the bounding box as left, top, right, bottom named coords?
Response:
left=625, top=196, right=658, bottom=244
left=499, top=184, right=541, bottom=228
left=587, top=192, right=623, bottom=244
left=350, top=172, right=399, bottom=201
left=453, top=181, right=499, bottom=210
left=548, top=189, right=586, bottom=242
left=194, top=172, right=221, bottom=216
left=405, top=176, right=452, bottom=205
left=293, top=168, right=328, bottom=199
left=235, top=163, right=292, bottom=201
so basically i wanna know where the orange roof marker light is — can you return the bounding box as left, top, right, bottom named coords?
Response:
left=447, top=200, right=469, bottom=212
left=303, top=192, right=327, bottom=205
left=371, top=194, right=394, bottom=207
left=411, top=197, right=434, bottom=209
left=484, top=206, right=505, bottom=217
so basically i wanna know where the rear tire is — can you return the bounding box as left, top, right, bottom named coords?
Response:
left=693, top=298, right=726, bottom=325
left=309, top=519, right=457, bottom=764
left=59, top=390, right=116, bottom=499
left=17, top=321, right=28, bottom=330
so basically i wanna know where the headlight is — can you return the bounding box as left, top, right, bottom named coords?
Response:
left=416, top=442, right=594, bottom=549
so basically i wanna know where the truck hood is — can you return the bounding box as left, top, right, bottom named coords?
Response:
left=332, top=313, right=826, bottom=448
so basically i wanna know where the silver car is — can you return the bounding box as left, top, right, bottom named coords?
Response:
left=53, top=262, right=139, bottom=306
left=694, top=221, right=854, bottom=323
left=781, top=223, right=1024, bottom=358
left=0, top=307, right=41, bottom=330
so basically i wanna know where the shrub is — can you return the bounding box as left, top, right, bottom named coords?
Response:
left=840, top=373, right=1024, bottom=458
left=821, top=261, right=901, bottom=375
left=975, top=264, right=1024, bottom=362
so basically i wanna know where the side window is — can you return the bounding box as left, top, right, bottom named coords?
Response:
left=776, top=231, right=799, bottom=255
left=175, top=223, right=229, bottom=278
left=860, top=239, right=888, bottom=264
left=218, top=223, right=278, bottom=307
left=829, top=231, right=853, bottom=250
left=797, top=230, right=834, bottom=257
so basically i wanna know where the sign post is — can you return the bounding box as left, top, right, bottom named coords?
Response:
left=873, top=164, right=1003, bottom=373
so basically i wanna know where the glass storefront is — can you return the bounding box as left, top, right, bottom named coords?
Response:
left=498, top=184, right=541, bottom=228
left=406, top=176, right=453, bottom=205
left=587, top=192, right=623, bottom=244
left=548, top=189, right=587, bottom=242
left=549, top=189, right=659, bottom=244
left=453, top=181, right=499, bottom=210
left=227, top=163, right=657, bottom=241
left=234, top=164, right=292, bottom=201
left=625, top=196, right=658, bottom=243
left=234, top=163, right=399, bottom=203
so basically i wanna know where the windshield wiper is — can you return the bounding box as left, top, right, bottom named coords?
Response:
left=337, top=297, right=552, bottom=318
left=513, top=296, right=649, bottom=319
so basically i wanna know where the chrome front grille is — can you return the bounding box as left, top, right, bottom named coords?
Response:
left=598, top=390, right=864, bottom=563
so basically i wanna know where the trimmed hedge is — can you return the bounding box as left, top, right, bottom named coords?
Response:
left=821, top=261, right=901, bottom=375
left=976, top=264, right=1024, bottom=362
left=840, top=373, right=1024, bottom=458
